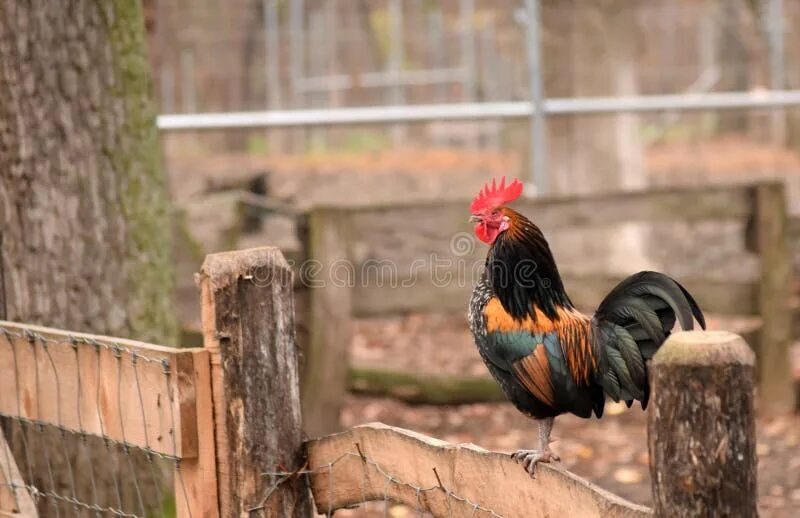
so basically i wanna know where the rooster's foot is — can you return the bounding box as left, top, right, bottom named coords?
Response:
left=511, top=449, right=559, bottom=477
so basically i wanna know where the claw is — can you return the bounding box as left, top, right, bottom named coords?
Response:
left=511, top=449, right=559, bottom=477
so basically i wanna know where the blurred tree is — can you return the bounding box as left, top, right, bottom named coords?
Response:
left=0, top=0, right=176, bottom=514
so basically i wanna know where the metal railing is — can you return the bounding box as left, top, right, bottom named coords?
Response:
left=157, top=89, right=800, bottom=130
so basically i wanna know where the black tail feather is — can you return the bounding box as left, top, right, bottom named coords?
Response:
left=592, top=271, right=705, bottom=407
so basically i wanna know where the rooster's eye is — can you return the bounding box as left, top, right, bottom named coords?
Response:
left=491, top=210, right=500, bottom=217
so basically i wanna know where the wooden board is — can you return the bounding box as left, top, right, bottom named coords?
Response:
left=331, top=183, right=761, bottom=320
left=0, top=321, right=200, bottom=459
left=336, top=185, right=754, bottom=286
left=351, top=274, right=758, bottom=317
left=307, top=423, right=651, bottom=518
left=342, top=182, right=753, bottom=228
left=174, top=349, right=219, bottom=518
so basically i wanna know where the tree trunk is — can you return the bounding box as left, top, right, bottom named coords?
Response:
left=0, top=1, right=176, bottom=515
left=555, top=0, right=650, bottom=275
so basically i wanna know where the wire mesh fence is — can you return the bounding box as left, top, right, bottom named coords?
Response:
left=0, top=323, right=192, bottom=518
left=257, top=449, right=504, bottom=517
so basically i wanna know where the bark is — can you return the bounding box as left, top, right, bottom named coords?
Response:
left=0, top=1, right=176, bottom=515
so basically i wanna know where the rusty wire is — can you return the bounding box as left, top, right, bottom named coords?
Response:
left=256, top=450, right=505, bottom=518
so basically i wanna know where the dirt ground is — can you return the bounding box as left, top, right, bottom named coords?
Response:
left=344, top=311, right=800, bottom=517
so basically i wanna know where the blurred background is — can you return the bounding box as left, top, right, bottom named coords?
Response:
left=148, top=0, right=800, bottom=514
left=7, top=1, right=800, bottom=516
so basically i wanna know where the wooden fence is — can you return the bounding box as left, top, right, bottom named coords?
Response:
left=0, top=247, right=760, bottom=517
left=0, top=324, right=216, bottom=516
left=297, top=181, right=797, bottom=435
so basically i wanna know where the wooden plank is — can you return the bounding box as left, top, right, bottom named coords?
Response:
left=301, top=209, right=353, bottom=437
left=752, top=183, right=796, bottom=414
left=307, top=423, right=651, bottom=517
left=0, top=321, right=199, bottom=459
left=332, top=185, right=754, bottom=299
left=0, top=429, right=37, bottom=517
left=199, top=247, right=311, bottom=518
left=175, top=349, right=219, bottom=518
left=648, top=331, right=756, bottom=517
left=351, top=274, right=758, bottom=317
left=342, top=182, right=753, bottom=228
left=334, top=184, right=760, bottom=320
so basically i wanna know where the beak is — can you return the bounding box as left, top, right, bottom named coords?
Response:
left=469, top=214, right=482, bottom=223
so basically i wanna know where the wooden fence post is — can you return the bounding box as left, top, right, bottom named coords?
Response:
left=648, top=331, right=756, bottom=518
left=752, top=182, right=796, bottom=414
left=301, top=209, right=353, bottom=438
left=199, top=247, right=312, bottom=517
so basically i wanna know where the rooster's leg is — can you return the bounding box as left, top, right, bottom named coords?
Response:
left=511, top=417, right=559, bottom=477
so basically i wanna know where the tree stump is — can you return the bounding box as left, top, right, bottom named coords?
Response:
left=648, top=331, right=756, bottom=518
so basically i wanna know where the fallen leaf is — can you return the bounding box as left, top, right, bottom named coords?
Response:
left=770, top=485, right=785, bottom=497
left=605, top=402, right=627, bottom=416
left=613, top=467, right=644, bottom=484
left=576, top=445, right=594, bottom=459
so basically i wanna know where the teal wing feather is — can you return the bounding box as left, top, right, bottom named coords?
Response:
left=484, top=329, right=602, bottom=418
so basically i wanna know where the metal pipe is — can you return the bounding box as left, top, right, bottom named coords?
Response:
left=525, top=0, right=547, bottom=195
left=460, top=0, right=476, bottom=102
left=768, top=0, right=785, bottom=91
left=264, top=0, right=281, bottom=108
left=388, top=0, right=405, bottom=142
left=159, top=64, right=174, bottom=114
left=180, top=48, right=196, bottom=113
left=429, top=8, right=446, bottom=102
left=289, top=0, right=305, bottom=107
left=158, top=90, right=800, bottom=130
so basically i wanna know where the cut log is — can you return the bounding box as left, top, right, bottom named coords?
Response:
left=647, top=331, right=756, bottom=518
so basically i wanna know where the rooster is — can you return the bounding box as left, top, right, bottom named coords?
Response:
left=467, top=177, right=705, bottom=476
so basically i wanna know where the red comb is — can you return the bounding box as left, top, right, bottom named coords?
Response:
left=470, top=176, right=523, bottom=213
